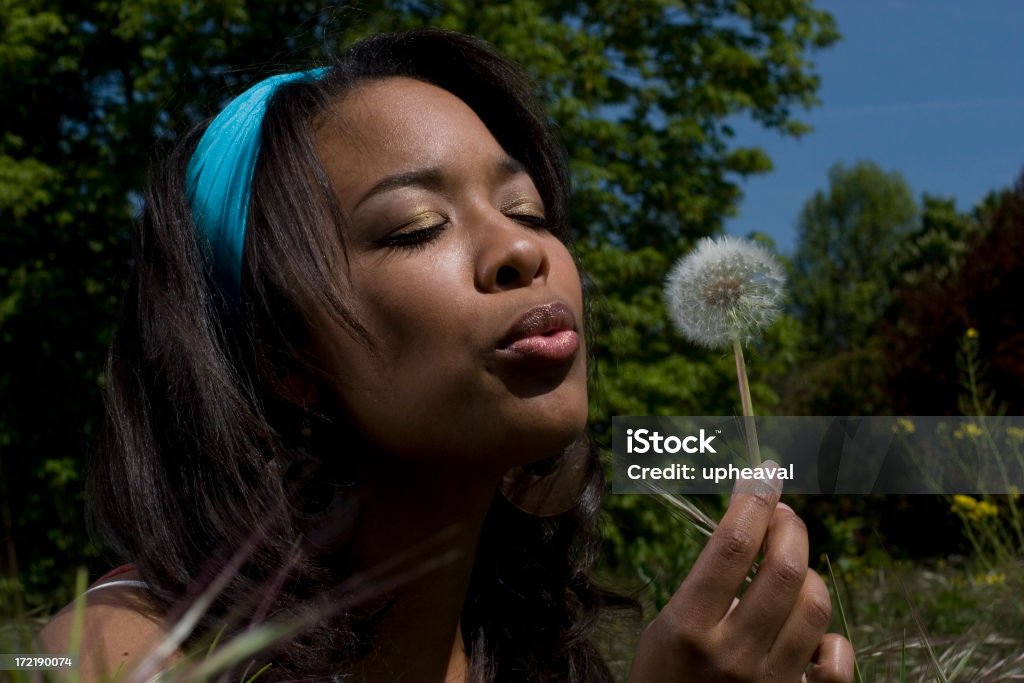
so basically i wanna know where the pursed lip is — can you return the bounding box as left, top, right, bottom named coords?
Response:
left=497, top=301, right=578, bottom=349
left=494, top=301, right=580, bottom=364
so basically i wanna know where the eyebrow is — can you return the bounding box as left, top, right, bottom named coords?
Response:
left=353, top=156, right=529, bottom=210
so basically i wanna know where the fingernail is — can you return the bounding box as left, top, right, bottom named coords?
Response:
left=730, top=460, right=784, bottom=500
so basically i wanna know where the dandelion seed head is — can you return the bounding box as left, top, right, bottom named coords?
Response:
left=664, top=236, right=786, bottom=349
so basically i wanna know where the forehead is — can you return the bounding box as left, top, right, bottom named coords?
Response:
left=313, top=77, right=510, bottom=204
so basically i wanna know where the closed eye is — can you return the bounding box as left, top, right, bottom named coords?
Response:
left=373, top=222, right=447, bottom=250
left=507, top=213, right=549, bottom=230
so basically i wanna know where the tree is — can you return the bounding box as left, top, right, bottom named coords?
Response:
left=883, top=172, right=1024, bottom=416
left=890, top=194, right=977, bottom=290
left=789, top=161, right=918, bottom=357
left=387, top=1, right=839, bottom=249
left=1, top=0, right=377, bottom=609
left=1, top=0, right=839, bottom=606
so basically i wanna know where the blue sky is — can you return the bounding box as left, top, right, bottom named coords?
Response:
left=724, top=0, right=1024, bottom=254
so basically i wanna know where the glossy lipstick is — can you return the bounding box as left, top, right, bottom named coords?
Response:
left=496, top=302, right=580, bottom=363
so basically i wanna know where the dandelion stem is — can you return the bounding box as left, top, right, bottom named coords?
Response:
left=732, top=339, right=761, bottom=466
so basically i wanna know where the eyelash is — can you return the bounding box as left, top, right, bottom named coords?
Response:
left=375, top=223, right=447, bottom=251
left=508, top=213, right=550, bottom=230
left=376, top=213, right=550, bottom=251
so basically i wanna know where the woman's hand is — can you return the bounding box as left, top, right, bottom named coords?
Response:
left=628, top=465, right=855, bottom=682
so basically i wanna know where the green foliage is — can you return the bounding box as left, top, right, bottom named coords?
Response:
left=783, top=168, right=1023, bottom=418
left=781, top=173, right=1024, bottom=663
left=1, top=0, right=360, bottom=608
left=780, top=161, right=918, bottom=415
left=891, top=194, right=978, bottom=290
left=884, top=173, right=1024, bottom=415
left=790, top=160, right=918, bottom=356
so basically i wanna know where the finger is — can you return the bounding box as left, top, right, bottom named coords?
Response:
left=667, top=461, right=784, bottom=629
left=768, top=570, right=834, bottom=680
left=806, top=633, right=856, bottom=683
left=724, top=502, right=810, bottom=649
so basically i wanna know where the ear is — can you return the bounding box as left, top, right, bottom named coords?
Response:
left=278, top=372, right=320, bottom=408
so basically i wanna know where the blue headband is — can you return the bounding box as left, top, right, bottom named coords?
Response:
left=186, top=67, right=328, bottom=296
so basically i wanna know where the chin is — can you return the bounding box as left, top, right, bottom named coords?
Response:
left=507, top=396, right=589, bottom=466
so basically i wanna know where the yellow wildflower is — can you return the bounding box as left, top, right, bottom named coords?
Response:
left=954, top=423, right=984, bottom=440
left=975, top=571, right=1006, bottom=586
left=952, top=494, right=999, bottom=520
left=976, top=500, right=999, bottom=518
left=892, top=418, right=916, bottom=435
left=952, top=494, right=978, bottom=514
left=1007, top=426, right=1024, bottom=443
left=966, top=328, right=979, bottom=339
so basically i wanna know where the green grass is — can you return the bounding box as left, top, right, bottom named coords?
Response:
left=6, top=481, right=1024, bottom=683
left=836, top=557, right=1024, bottom=682
left=5, top=550, right=1024, bottom=681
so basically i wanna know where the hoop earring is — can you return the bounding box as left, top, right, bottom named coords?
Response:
left=285, top=414, right=360, bottom=550
left=498, top=436, right=591, bottom=517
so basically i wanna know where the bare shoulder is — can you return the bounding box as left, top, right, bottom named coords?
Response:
left=36, top=571, right=181, bottom=682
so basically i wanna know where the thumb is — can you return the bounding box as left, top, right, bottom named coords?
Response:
left=806, top=633, right=855, bottom=683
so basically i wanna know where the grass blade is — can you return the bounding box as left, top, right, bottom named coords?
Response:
left=824, top=554, right=863, bottom=683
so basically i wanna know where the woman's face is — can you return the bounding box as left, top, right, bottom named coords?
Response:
left=311, top=77, right=587, bottom=471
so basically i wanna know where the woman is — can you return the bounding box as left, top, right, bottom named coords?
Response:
left=40, top=28, right=853, bottom=682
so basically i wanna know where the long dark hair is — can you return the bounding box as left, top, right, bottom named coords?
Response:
left=90, top=28, right=630, bottom=681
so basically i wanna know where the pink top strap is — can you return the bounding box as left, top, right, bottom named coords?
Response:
left=85, top=563, right=149, bottom=594
left=91, top=563, right=138, bottom=585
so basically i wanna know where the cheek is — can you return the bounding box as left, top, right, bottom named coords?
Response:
left=355, top=253, right=471, bottom=363
left=548, top=241, right=585, bottom=309
left=326, top=256, right=477, bottom=432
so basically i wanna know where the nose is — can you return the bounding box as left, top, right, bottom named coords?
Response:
left=474, top=213, right=550, bottom=292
